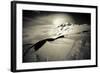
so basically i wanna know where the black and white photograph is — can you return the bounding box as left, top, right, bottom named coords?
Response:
left=23, top=10, right=91, bottom=62
left=11, top=1, right=97, bottom=72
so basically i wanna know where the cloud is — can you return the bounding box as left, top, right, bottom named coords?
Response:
left=23, top=13, right=90, bottom=44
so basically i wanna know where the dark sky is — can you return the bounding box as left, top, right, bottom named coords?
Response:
left=23, top=10, right=91, bottom=26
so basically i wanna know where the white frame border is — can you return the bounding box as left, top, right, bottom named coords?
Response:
left=15, top=3, right=97, bottom=70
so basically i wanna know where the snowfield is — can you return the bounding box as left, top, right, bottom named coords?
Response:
left=23, top=24, right=91, bottom=62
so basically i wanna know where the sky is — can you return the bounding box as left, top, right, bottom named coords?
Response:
left=22, top=10, right=91, bottom=44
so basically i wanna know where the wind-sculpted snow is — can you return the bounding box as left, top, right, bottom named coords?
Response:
left=23, top=23, right=90, bottom=62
